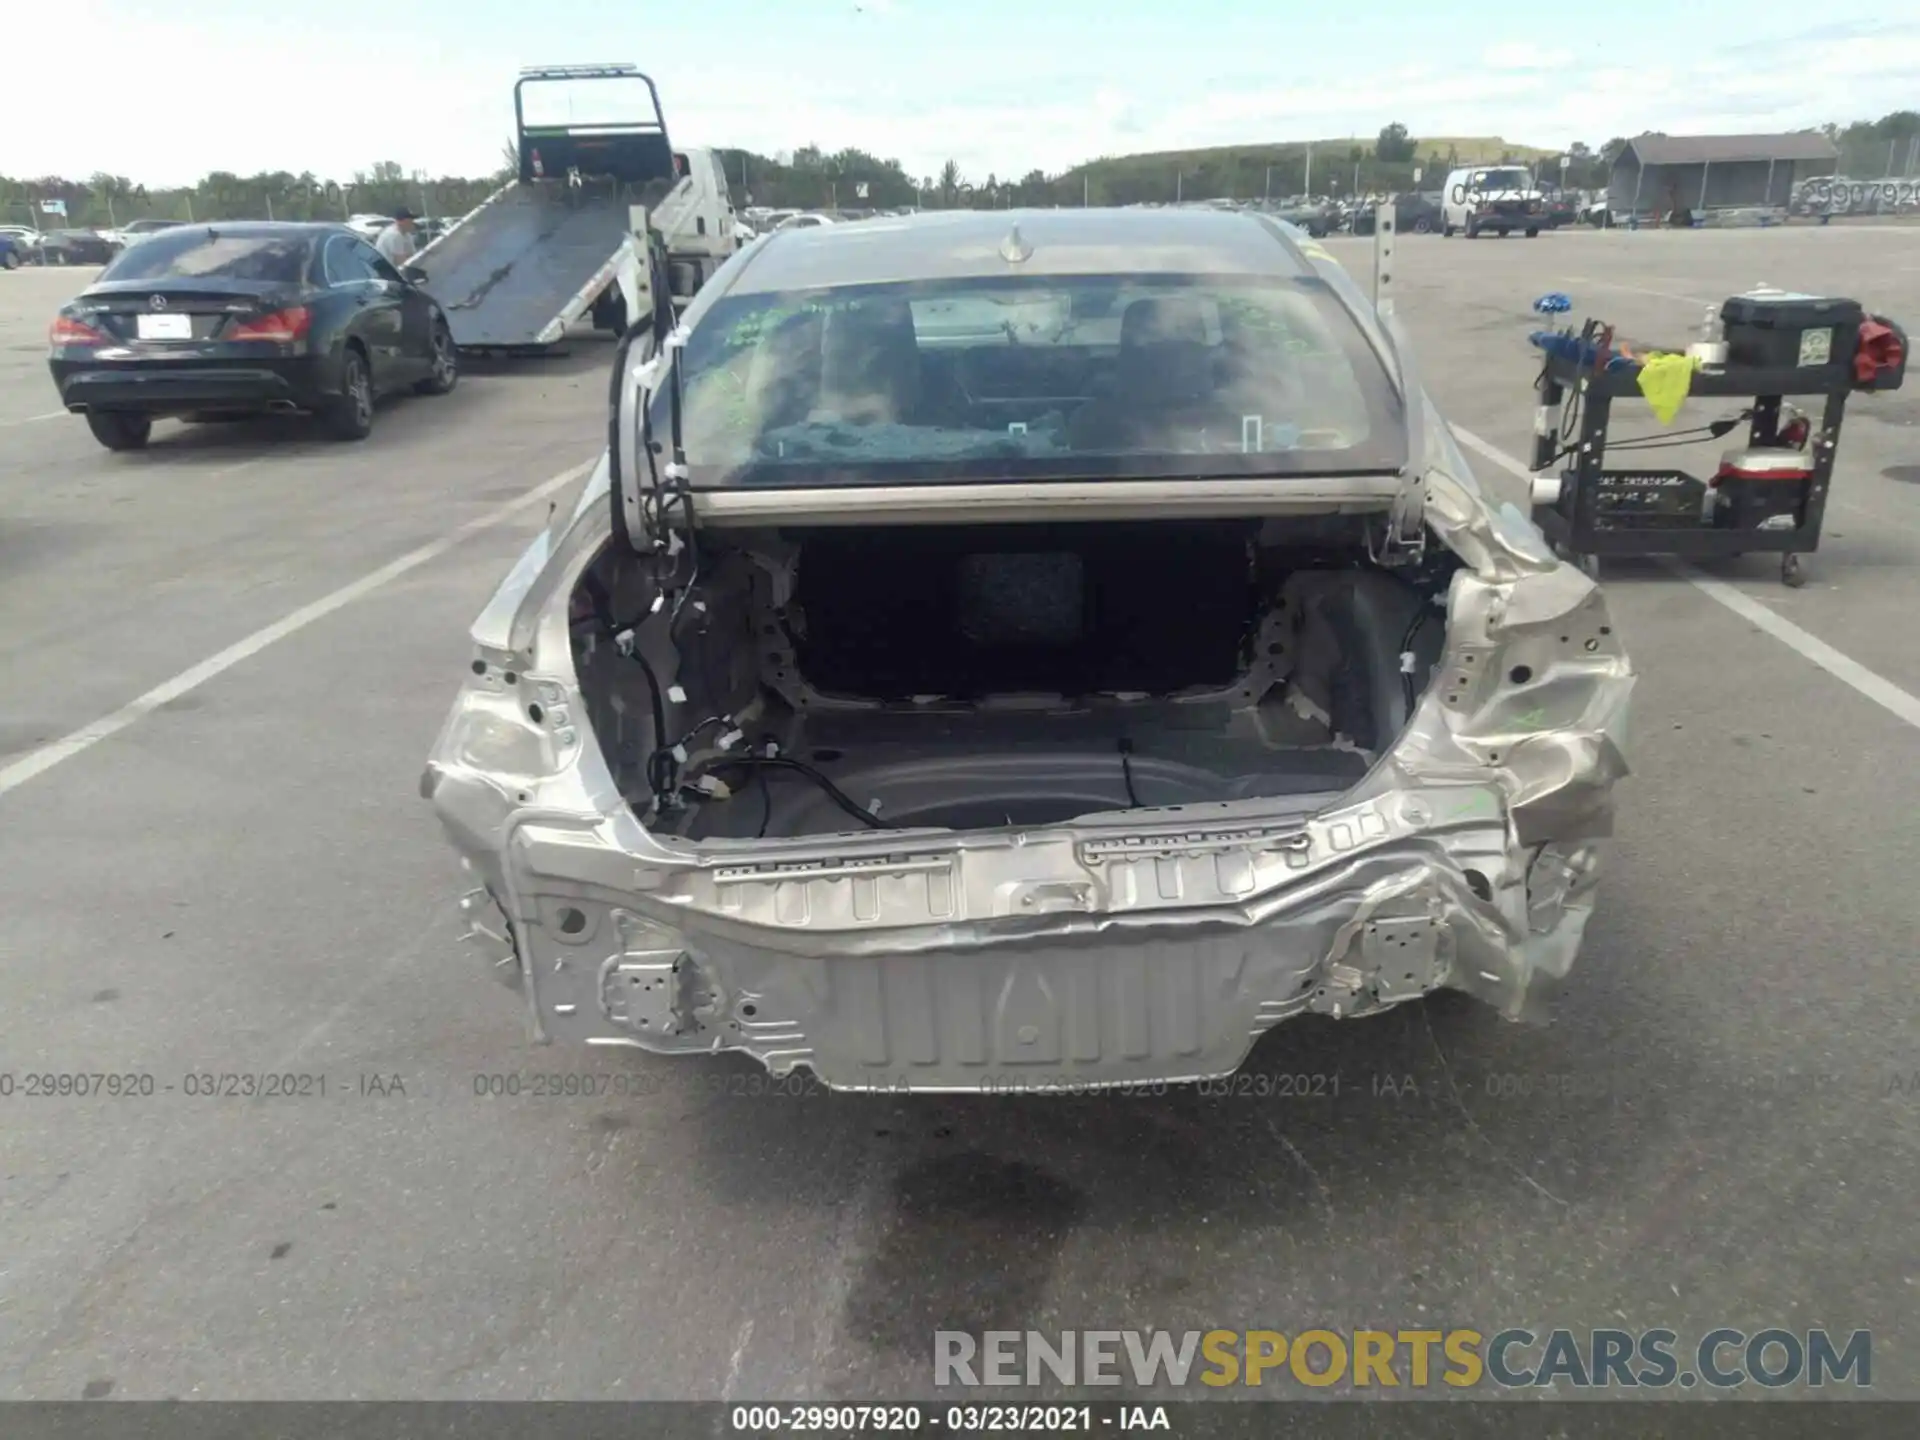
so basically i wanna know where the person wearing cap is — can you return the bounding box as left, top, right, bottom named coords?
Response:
left=374, top=208, right=418, bottom=265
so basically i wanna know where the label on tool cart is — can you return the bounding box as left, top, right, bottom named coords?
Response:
left=1593, top=470, right=1709, bottom=528
left=1797, top=328, right=1833, bottom=367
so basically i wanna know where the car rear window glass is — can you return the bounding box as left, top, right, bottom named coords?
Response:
left=324, top=235, right=377, bottom=284
left=101, top=230, right=312, bottom=284
left=654, top=272, right=1403, bottom=486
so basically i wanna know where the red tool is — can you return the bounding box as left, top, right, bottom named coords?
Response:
left=1854, top=317, right=1906, bottom=387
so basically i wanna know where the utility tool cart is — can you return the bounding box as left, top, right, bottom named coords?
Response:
left=1527, top=293, right=1906, bottom=587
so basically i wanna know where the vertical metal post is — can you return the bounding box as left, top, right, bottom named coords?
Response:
left=265, top=194, right=273, bottom=221
left=1699, top=159, right=1711, bottom=215
left=1083, top=174, right=1089, bottom=207
left=1304, top=144, right=1314, bottom=196
left=1371, top=202, right=1395, bottom=315
left=1627, top=164, right=1644, bottom=228
left=1765, top=157, right=1776, bottom=207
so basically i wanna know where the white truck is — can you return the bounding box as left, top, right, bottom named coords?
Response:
left=650, top=144, right=741, bottom=310
left=1440, top=164, right=1547, bottom=239
left=407, top=65, right=738, bottom=352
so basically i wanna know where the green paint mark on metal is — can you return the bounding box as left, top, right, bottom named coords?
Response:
left=1434, top=789, right=1500, bottom=820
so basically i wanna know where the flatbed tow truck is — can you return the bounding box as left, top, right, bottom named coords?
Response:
left=411, top=65, right=736, bottom=354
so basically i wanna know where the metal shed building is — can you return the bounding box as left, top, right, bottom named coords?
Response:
left=1607, top=132, right=1839, bottom=218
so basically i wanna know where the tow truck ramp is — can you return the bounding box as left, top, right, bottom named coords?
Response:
left=410, top=182, right=645, bottom=351
left=410, top=64, right=673, bottom=352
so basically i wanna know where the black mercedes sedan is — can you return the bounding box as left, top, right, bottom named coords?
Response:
left=37, top=229, right=119, bottom=266
left=48, top=222, right=458, bottom=450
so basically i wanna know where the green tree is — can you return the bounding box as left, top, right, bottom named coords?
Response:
left=6, top=105, right=1913, bottom=235
left=1376, top=123, right=1416, bottom=164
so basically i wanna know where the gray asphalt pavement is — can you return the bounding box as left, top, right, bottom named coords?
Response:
left=0, top=228, right=1915, bottom=1402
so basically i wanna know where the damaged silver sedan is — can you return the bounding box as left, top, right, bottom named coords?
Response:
left=422, top=208, right=1634, bottom=1092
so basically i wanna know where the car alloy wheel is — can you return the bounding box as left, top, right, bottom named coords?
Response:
left=417, top=320, right=458, bottom=396
left=327, top=350, right=374, bottom=441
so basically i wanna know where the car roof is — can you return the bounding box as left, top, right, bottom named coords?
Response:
left=726, top=206, right=1311, bottom=293
left=125, top=221, right=349, bottom=240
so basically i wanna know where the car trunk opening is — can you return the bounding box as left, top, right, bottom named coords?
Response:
left=569, top=516, right=1455, bottom=841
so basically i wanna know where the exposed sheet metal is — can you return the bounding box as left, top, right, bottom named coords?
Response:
left=423, top=214, right=1635, bottom=1093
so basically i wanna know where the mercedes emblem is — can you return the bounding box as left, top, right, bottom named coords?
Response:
left=149, top=295, right=168, bottom=311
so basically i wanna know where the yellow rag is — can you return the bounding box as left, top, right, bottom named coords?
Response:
left=1636, top=351, right=1698, bottom=425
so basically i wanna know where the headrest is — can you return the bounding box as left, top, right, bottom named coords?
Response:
left=819, top=298, right=921, bottom=423
left=1121, top=296, right=1208, bottom=348
left=1118, top=339, right=1215, bottom=406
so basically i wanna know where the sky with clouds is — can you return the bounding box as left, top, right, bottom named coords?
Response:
left=4, top=2, right=1916, bottom=186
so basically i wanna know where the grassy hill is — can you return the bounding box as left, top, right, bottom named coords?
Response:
left=1408, top=136, right=1558, bottom=163
left=1056, top=135, right=1559, bottom=204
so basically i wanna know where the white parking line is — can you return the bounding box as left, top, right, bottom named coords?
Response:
left=1452, top=425, right=1920, bottom=733
left=0, top=456, right=596, bottom=800
left=0, top=410, right=67, bottom=427
left=1559, top=274, right=1714, bottom=306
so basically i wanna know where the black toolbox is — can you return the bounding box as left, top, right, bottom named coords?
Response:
left=1719, top=292, right=1862, bottom=386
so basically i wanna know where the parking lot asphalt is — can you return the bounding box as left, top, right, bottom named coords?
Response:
left=1, top=228, right=1916, bottom=1402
